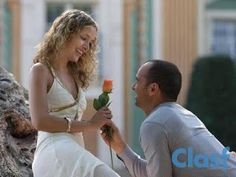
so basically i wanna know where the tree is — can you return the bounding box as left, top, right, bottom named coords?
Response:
left=0, top=66, right=36, bottom=177
left=186, top=55, right=236, bottom=150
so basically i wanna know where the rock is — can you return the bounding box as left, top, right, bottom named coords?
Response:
left=0, top=66, right=36, bottom=177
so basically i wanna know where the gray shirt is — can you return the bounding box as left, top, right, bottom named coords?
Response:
left=118, top=102, right=236, bottom=177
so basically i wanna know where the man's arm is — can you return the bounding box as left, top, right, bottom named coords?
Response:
left=140, top=122, right=172, bottom=177
left=117, top=145, right=148, bottom=177
left=101, top=121, right=148, bottom=177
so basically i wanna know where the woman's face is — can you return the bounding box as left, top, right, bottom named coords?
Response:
left=62, top=25, right=97, bottom=63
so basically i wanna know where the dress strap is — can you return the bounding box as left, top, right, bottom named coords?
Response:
left=49, top=65, right=57, bottom=78
left=45, top=61, right=56, bottom=78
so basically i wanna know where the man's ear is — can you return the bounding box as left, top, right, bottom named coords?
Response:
left=148, top=83, right=160, bottom=96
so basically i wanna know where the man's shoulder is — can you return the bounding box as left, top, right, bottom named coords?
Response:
left=144, top=102, right=196, bottom=128
left=146, top=103, right=181, bottom=122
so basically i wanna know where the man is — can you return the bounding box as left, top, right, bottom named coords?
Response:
left=102, top=60, right=236, bottom=177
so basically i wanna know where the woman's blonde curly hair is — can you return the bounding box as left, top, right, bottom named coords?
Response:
left=33, top=9, right=98, bottom=89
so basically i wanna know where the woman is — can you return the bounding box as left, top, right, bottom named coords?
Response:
left=29, top=9, right=120, bottom=177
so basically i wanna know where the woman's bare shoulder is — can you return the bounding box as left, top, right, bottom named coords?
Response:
left=30, top=62, right=50, bottom=74
left=30, top=62, right=53, bottom=78
left=29, top=63, right=54, bottom=91
left=30, top=63, right=53, bottom=83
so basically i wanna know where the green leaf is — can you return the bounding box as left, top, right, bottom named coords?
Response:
left=93, top=98, right=102, bottom=110
left=98, top=93, right=109, bottom=107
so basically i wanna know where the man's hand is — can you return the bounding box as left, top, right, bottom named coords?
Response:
left=101, top=121, right=126, bottom=154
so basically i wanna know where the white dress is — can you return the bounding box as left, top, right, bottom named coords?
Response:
left=32, top=69, right=120, bottom=177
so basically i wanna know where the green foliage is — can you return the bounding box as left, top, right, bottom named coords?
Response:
left=93, top=93, right=109, bottom=111
left=186, top=54, right=236, bottom=149
left=93, top=98, right=102, bottom=111
left=98, top=93, right=109, bottom=107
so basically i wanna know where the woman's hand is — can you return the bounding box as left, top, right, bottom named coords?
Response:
left=89, top=107, right=112, bottom=129
left=101, top=121, right=126, bottom=154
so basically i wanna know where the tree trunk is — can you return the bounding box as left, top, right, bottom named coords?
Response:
left=0, top=66, right=36, bottom=177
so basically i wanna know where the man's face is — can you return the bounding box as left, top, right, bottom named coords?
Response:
left=132, top=63, right=151, bottom=109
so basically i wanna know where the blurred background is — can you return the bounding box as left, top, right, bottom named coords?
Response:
left=1, top=0, right=236, bottom=176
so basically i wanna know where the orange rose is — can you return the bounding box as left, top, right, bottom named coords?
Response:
left=93, top=79, right=114, bottom=169
left=103, top=80, right=113, bottom=93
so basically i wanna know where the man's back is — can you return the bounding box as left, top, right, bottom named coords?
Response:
left=141, top=102, right=236, bottom=177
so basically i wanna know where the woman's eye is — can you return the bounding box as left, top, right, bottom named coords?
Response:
left=80, top=35, right=86, bottom=41
left=80, top=35, right=94, bottom=49
left=89, top=42, right=93, bottom=49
